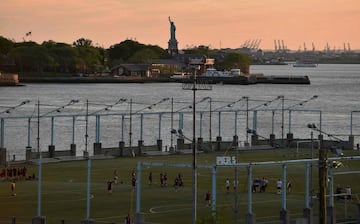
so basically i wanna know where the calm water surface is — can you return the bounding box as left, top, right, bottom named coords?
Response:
left=1, top=64, right=359, bottom=159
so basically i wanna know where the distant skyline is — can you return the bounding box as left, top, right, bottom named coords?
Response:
left=1, top=0, right=359, bottom=50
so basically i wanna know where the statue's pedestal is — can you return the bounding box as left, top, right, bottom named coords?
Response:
left=168, top=39, right=178, bottom=55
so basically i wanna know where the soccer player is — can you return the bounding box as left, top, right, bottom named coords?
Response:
left=276, top=179, right=282, bottom=194
left=205, top=190, right=211, bottom=207
left=225, top=178, right=230, bottom=193
left=11, top=180, right=16, bottom=196
left=107, top=179, right=113, bottom=194
left=131, top=177, right=136, bottom=191
left=287, top=181, right=292, bottom=192
left=148, top=172, right=152, bottom=186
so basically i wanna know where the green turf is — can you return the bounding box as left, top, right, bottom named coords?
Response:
left=1, top=148, right=359, bottom=224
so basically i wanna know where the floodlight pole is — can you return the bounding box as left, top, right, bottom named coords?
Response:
left=130, top=99, right=133, bottom=156
left=319, top=147, right=327, bottom=224
left=85, top=100, right=89, bottom=156
left=209, top=97, right=212, bottom=151
left=244, top=96, right=249, bottom=144
left=37, top=100, right=42, bottom=217
left=234, top=140, right=239, bottom=223
left=86, top=157, right=91, bottom=220
left=170, top=98, right=174, bottom=150
left=84, top=99, right=91, bottom=221
left=182, top=62, right=211, bottom=224
left=281, top=96, right=285, bottom=139
left=308, top=123, right=327, bottom=224
left=0, top=118, right=4, bottom=148
left=192, top=68, right=197, bottom=224
left=310, top=131, right=314, bottom=208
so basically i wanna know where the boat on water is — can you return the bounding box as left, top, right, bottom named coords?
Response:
left=293, top=61, right=317, bottom=68
left=202, top=68, right=242, bottom=77
left=171, top=68, right=250, bottom=85
left=199, top=68, right=250, bottom=84
left=171, top=68, right=310, bottom=85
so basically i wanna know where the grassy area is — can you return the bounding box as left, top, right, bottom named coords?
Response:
left=1, top=149, right=360, bottom=224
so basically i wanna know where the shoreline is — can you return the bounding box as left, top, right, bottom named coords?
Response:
left=19, top=76, right=172, bottom=84
left=19, top=75, right=310, bottom=85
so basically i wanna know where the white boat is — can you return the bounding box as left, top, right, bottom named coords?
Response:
left=171, top=68, right=250, bottom=84
left=202, top=68, right=243, bottom=77
left=170, top=72, right=190, bottom=81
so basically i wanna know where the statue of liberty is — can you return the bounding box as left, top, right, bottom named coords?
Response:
left=168, top=16, right=176, bottom=40
left=168, top=16, right=178, bottom=55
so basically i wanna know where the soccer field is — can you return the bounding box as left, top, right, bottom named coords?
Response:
left=1, top=149, right=359, bottom=224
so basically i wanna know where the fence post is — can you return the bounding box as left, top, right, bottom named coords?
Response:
left=357, top=203, right=360, bottom=223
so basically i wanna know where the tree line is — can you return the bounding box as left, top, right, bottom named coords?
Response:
left=0, top=36, right=251, bottom=75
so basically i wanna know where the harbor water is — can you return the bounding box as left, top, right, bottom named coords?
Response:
left=0, top=64, right=360, bottom=160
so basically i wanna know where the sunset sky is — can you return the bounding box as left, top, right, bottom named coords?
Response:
left=1, top=0, right=359, bottom=50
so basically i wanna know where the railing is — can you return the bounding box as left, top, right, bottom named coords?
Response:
left=0, top=107, right=359, bottom=161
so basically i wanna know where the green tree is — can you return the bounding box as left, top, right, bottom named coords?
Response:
left=74, top=46, right=102, bottom=73
left=0, top=36, right=14, bottom=55
left=108, top=40, right=143, bottom=64
left=219, top=52, right=251, bottom=70
left=0, top=36, right=15, bottom=69
left=72, top=38, right=102, bottom=72
left=128, top=48, right=158, bottom=63
left=9, top=44, right=53, bottom=72
left=107, top=40, right=169, bottom=67
left=146, top=44, right=169, bottom=59
left=73, top=38, right=93, bottom=47
left=42, top=41, right=77, bottom=72
left=183, top=45, right=214, bottom=56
